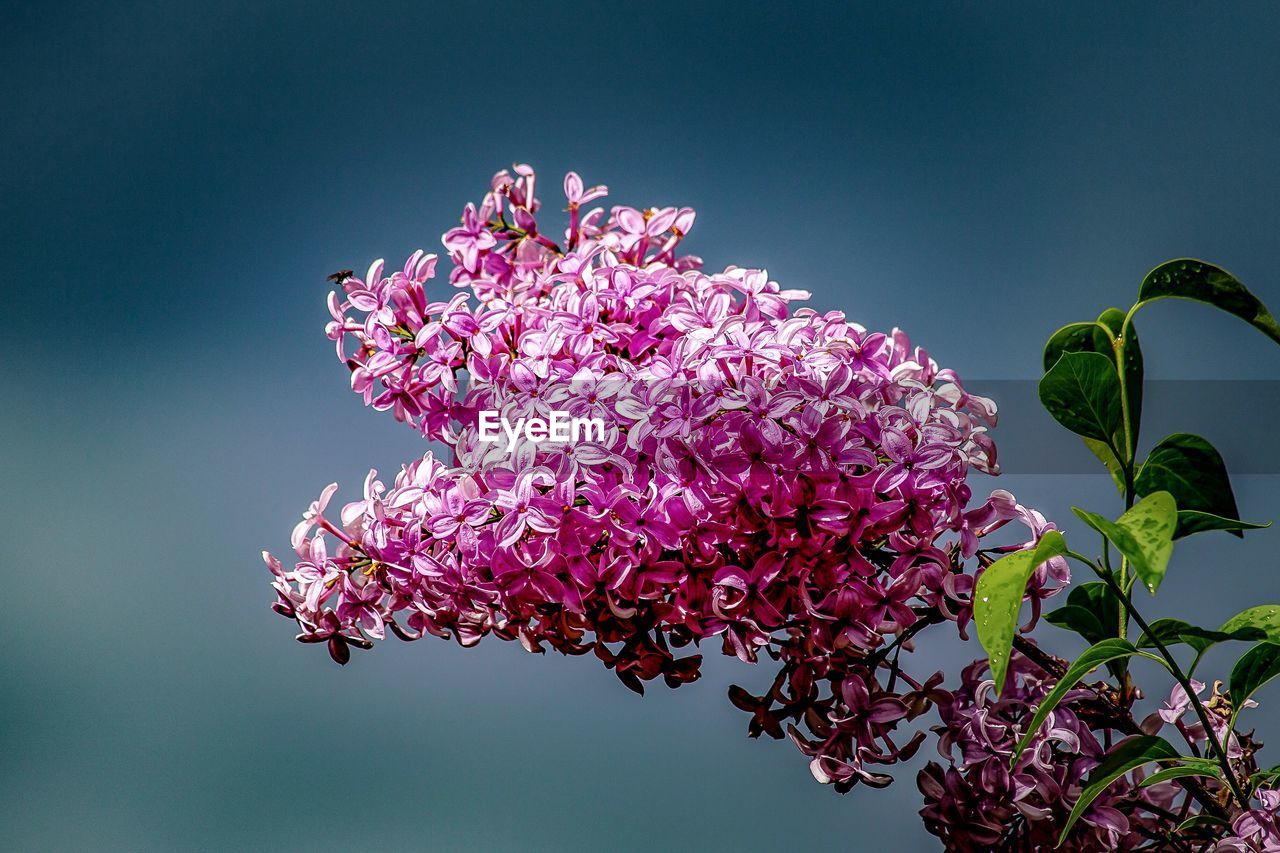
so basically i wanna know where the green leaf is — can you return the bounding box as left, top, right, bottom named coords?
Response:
left=1136, top=433, right=1251, bottom=538
left=1175, top=510, right=1270, bottom=539
left=1137, top=258, right=1280, bottom=346
left=1012, top=638, right=1167, bottom=767
left=974, top=531, right=1068, bottom=695
left=1136, top=618, right=1264, bottom=654
left=1135, top=618, right=1213, bottom=653
left=1164, top=755, right=1227, bottom=773
left=1045, top=605, right=1108, bottom=643
left=1073, top=507, right=1132, bottom=550
left=1221, top=606, right=1280, bottom=642
left=1038, top=351, right=1124, bottom=445
left=1115, top=491, right=1177, bottom=593
left=1139, top=764, right=1220, bottom=788
left=1048, top=583, right=1125, bottom=679
left=1230, top=642, right=1280, bottom=715
left=1073, top=492, right=1177, bottom=594
left=1250, top=766, right=1280, bottom=787
left=1176, top=814, right=1230, bottom=833
left=1096, top=307, right=1143, bottom=448
left=1059, top=735, right=1179, bottom=846
left=1083, top=437, right=1127, bottom=494
left=1043, top=321, right=1105, bottom=373
left=1065, top=582, right=1121, bottom=631
left=1043, top=312, right=1143, bottom=476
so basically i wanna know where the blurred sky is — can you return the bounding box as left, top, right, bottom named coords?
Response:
left=5, top=2, right=1280, bottom=850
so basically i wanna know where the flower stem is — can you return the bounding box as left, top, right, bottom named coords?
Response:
left=1009, top=632, right=1229, bottom=821
left=1069, top=549, right=1248, bottom=808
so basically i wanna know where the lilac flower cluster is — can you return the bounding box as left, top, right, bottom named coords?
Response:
left=265, top=166, right=1063, bottom=791
left=922, top=653, right=1280, bottom=850
left=920, top=655, right=1179, bottom=850
left=1218, top=788, right=1280, bottom=851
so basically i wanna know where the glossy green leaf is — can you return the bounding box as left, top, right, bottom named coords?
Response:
left=1135, top=618, right=1215, bottom=653
left=1042, top=321, right=1104, bottom=373
left=1043, top=312, right=1143, bottom=444
left=1221, top=606, right=1280, bottom=642
left=1138, top=764, right=1220, bottom=788
left=1136, top=433, right=1249, bottom=538
left=1073, top=507, right=1133, bottom=551
left=1250, top=766, right=1280, bottom=787
left=1059, top=735, right=1179, bottom=846
left=1083, top=437, right=1127, bottom=494
left=1043, top=311, right=1143, bottom=475
left=1012, top=638, right=1167, bottom=767
left=1136, top=618, right=1264, bottom=654
left=1137, top=258, right=1280, bottom=346
left=1175, top=510, right=1270, bottom=539
left=974, top=531, right=1068, bottom=695
left=1073, top=492, right=1177, bottom=594
left=1114, top=491, right=1177, bottom=593
left=1230, top=642, right=1280, bottom=717
left=1065, top=582, right=1121, bottom=632
left=1044, top=605, right=1108, bottom=643
left=1164, top=756, right=1226, bottom=773
left=1176, top=814, right=1230, bottom=833
left=1096, top=307, right=1143, bottom=448
left=1038, top=351, right=1124, bottom=446
left=1049, top=582, right=1125, bottom=679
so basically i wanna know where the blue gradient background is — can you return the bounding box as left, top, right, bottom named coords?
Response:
left=6, top=2, right=1280, bottom=849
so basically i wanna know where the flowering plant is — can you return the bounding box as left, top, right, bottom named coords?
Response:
left=947, top=260, right=1280, bottom=850
left=263, top=166, right=1280, bottom=848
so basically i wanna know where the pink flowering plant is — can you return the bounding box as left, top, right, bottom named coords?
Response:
left=264, top=166, right=1280, bottom=848
left=950, top=261, right=1280, bottom=850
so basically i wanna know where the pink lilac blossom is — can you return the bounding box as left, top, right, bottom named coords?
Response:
left=1217, top=788, right=1280, bottom=851
left=265, top=165, right=1066, bottom=790
left=920, top=655, right=1182, bottom=850
left=922, top=654, right=1275, bottom=850
left=1156, top=678, right=1258, bottom=762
